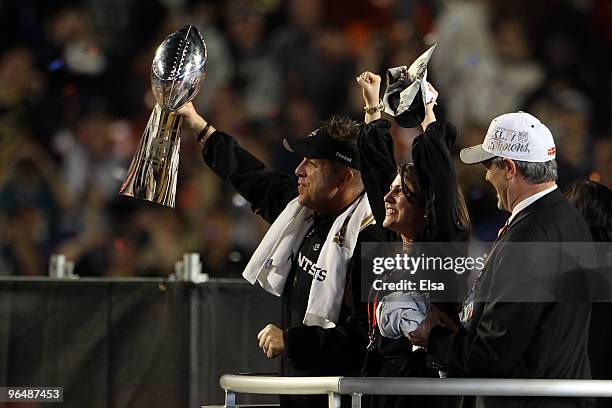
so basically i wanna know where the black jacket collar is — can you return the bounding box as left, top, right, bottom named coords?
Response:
left=506, top=188, right=563, bottom=232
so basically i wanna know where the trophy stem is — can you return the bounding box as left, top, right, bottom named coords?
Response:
left=119, top=104, right=182, bottom=207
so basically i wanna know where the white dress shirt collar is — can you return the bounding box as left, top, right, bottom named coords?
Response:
left=507, top=184, right=558, bottom=226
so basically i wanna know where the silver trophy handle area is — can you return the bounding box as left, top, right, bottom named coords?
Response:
left=119, top=104, right=182, bottom=207
left=119, top=25, right=207, bottom=207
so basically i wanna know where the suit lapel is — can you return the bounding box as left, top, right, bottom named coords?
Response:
left=463, top=189, right=563, bottom=327
left=503, top=189, right=563, bottom=236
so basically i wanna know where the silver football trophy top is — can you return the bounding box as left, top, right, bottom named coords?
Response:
left=152, top=25, right=208, bottom=110
left=119, top=25, right=207, bottom=207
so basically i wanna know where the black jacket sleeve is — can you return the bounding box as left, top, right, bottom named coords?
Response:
left=427, top=238, right=548, bottom=377
left=412, top=121, right=466, bottom=242
left=428, top=302, right=547, bottom=377
left=202, top=131, right=298, bottom=224
left=283, top=224, right=385, bottom=373
left=357, top=119, right=398, bottom=227
left=429, top=192, right=595, bottom=381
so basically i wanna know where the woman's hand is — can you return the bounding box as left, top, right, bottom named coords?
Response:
left=407, top=304, right=458, bottom=348
left=421, top=82, right=438, bottom=130
left=356, top=71, right=381, bottom=106
left=424, top=81, right=438, bottom=106
left=356, top=71, right=382, bottom=123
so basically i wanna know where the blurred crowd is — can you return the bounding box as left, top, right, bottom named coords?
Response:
left=0, top=0, right=610, bottom=278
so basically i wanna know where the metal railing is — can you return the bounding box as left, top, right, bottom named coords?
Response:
left=218, top=374, right=612, bottom=408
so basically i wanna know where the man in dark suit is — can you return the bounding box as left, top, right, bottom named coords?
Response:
left=409, top=111, right=594, bottom=407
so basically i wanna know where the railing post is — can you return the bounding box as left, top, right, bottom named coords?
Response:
left=224, top=390, right=236, bottom=408
left=328, top=391, right=341, bottom=408
left=351, top=392, right=362, bottom=408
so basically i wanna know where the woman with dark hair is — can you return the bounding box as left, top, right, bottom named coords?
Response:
left=565, top=180, right=612, bottom=408
left=565, top=180, right=612, bottom=243
left=355, top=71, right=470, bottom=408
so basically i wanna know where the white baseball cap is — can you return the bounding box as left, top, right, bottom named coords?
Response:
left=460, top=111, right=557, bottom=164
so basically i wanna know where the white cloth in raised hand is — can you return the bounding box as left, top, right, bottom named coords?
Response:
left=376, top=291, right=430, bottom=339
left=382, top=44, right=437, bottom=118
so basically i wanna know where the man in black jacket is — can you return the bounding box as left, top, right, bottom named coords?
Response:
left=177, top=102, right=385, bottom=408
left=409, top=111, right=594, bottom=408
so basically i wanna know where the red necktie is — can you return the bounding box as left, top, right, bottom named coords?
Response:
left=497, top=219, right=510, bottom=238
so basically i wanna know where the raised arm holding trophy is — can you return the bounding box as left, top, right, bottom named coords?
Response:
left=119, top=25, right=207, bottom=207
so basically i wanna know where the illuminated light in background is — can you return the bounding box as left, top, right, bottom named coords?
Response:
left=113, top=238, right=126, bottom=251
left=47, top=59, right=64, bottom=71
left=232, top=194, right=248, bottom=208
left=228, top=251, right=243, bottom=263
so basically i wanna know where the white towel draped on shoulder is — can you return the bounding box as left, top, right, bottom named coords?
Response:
left=243, top=194, right=375, bottom=329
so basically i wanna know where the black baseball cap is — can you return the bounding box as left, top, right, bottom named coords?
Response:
left=283, top=128, right=361, bottom=170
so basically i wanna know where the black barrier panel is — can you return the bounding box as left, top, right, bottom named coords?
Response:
left=0, top=278, right=280, bottom=408
left=196, top=280, right=281, bottom=406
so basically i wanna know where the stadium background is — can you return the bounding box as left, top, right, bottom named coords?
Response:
left=0, top=0, right=610, bottom=278
left=1, top=1, right=611, bottom=406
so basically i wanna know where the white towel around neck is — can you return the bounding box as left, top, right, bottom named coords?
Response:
left=243, top=194, right=375, bottom=328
